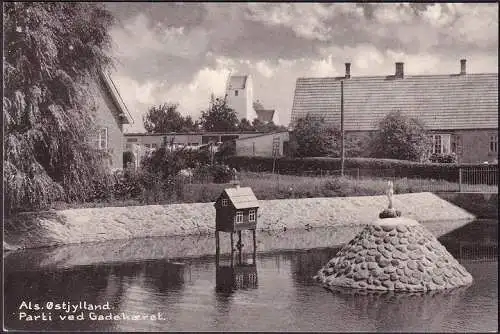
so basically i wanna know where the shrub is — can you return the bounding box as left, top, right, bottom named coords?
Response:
left=226, top=156, right=498, bottom=183
left=429, top=153, right=457, bottom=163
left=193, top=164, right=234, bottom=184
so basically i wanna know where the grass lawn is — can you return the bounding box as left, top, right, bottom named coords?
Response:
left=48, top=171, right=497, bottom=211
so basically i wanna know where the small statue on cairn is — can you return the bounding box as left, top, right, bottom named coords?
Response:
left=379, top=181, right=402, bottom=219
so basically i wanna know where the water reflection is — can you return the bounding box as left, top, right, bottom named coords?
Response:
left=215, top=245, right=258, bottom=293
left=4, top=220, right=498, bottom=332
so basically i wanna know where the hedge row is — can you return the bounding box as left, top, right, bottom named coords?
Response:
left=226, top=156, right=498, bottom=183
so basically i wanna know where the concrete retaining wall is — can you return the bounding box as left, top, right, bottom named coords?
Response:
left=4, top=193, right=475, bottom=251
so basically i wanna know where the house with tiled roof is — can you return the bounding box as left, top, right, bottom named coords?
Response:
left=91, top=70, right=134, bottom=169
left=291, top=60, right=498, bottom=163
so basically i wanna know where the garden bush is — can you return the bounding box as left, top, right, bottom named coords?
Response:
left=226, top=156, right=498, bottom=183
left=429, top=153, right=458, bottom=163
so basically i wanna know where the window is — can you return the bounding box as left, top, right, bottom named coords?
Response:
left=249, top=209, right=256, bottom=222
left=235, top=90, right=239, bottom=96
left=235, top=211, right=243, bottom=223
left=431, top=134, right=451, bottom=154
left=127, top=138, right=138, bottom=142
left=222, top=199, right=228, bottom=207
left=95, top=128, right=108, bottom=150
left=490, top=135, right=498, bottom=153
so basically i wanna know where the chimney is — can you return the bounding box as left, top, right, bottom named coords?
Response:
left=345, top=62, right=351, bottom=79
left=395, top=62, right=404, bottom=79
left=460, top=59, right=466, bottom=75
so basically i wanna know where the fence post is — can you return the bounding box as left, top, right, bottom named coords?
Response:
left=356, top=168, right=360, bottom=180
left=458, top=167, right=462, bottom=192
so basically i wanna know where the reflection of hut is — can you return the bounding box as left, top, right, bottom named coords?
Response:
left=216, top=263, right=258, bottom=293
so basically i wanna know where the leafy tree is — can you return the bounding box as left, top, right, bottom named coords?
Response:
left=289, top=115, right=338, bottom=157
left=143, top=103, right=196, bottom=133
left=370, top=111, right=431, bottom=161
left=238, top=118, right=254, bottom=131
left=200, top=95, right=239, bottom=132
left=4, top=2, right=115, bottom=214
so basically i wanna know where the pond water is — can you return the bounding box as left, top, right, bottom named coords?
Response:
left=4, top=220, right=498, bottom=332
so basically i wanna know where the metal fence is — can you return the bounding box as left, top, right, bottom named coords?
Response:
left=175, top=166, right=498, bottom=194
left=283, top=167, right=498, bottom=194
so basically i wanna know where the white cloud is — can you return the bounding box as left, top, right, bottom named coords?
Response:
left=309, top=55, right=339, bottom=77
left=254, top=60, right=275, bottom=78
left=372, top=3, right=415, bottom=25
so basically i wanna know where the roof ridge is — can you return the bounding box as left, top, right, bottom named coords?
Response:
left=297, top=73, right=498, bottom=81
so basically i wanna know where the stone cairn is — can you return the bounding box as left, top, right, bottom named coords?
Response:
left=314, top=181, right=473, bottom=292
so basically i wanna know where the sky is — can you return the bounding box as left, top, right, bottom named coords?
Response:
left=104, top=3, right=498, bottom=133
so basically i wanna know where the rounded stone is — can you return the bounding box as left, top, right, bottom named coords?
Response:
left=417, top=263, right=426, bottom=273
left=373, top=279, right=381, bottom=286
left=395, top=281, right=406, bottom=290
left=355, top=256, right=364, bottom=264
left=407, top=260, right=417, bottom=270
left=422, top=275, right=431, bottom=282
left=390, top=237, right=399, bottom=246
left=360, top=262, right=367, bottom=270
left=382, top=280, right=394, bottom=289
left=396, top=268, right=404, bottom=276
left=393, top=251, right=409, bottom=261
left=395, top=245, right=406, bottom=252
left=368, top=249, right=378, bottom=256
left=362, top=240, right=372, bottom=249
left=417, top=239, right=426, bottom=245
left=384, top=244, right=394, bottom=252
left=383, top=236, right=392, bottom=243
left=426, top=244, right=435, bottom=251
left=388, top=230, right=397, bottom=236
left=436, top=261, right=446, bottom=268
left=409, top=251, right=424, bottom=260
left=365, top=255, right=376, bottom=262
left=399, top=276, right=408, bottom=284
left=345, top=252, right=356, bottom=260
left=373, top=225, right=382, bottom=231
left=375, top=239, right=383, bottom=245
left=354, top=271, right=369, bottom=281
left=380, top=250, right=392, bottom=260
left=432, top=276, right=445, bottom=286
left=390, top=259, right=399, bottom=267
left=384, top=266, right=397, bottom=274
left=396, top=225, right=408, bottom=233
left=433, top=268, right=443, bottom=276
left=444, top=269, right=454, bottom=278
left=407, top=244, right=419, bottom=251
left=377, top=244, right=386, bottom=253
left=368, top=262, right=378, bottom=270
left=367, top=277, right=374, bottom=285
left=379, top=273, right=390, bottom=281
left=378, top=258, right=391, bottom=268
left=408, top=277, right=420, bottom=285
left=411, top=272, right=421, bottom=280
left=357, top=281, right=368, bottom=289
left=400, top=238, right=409, bottom=245
left=390, top=273, right=398, bottom=281
left=381, top=225, right=394, bottom=232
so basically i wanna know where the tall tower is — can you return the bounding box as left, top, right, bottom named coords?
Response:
left=225, top=74, right=257, bottom=123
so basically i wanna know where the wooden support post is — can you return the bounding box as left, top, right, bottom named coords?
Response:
left=230, top=231, right=234, bottom=252
left=215, top=231, right=220, bottom=267
left=252, top=229, right=257, bottom=264
left=238, top=231, right=242, bottom=265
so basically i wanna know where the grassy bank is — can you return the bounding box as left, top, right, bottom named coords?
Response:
left=48, top=172, right=497, bottom=211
